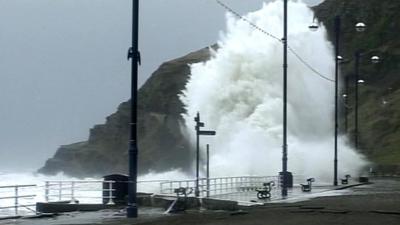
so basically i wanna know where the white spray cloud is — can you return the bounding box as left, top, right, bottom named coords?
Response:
left=180, top=0, right=367, bottom=183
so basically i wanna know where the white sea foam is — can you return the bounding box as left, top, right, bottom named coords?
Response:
left=180, top=0, right=368, bottom=183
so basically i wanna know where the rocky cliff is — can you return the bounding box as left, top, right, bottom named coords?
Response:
left=38, top=46, right=215, bottom=177
left=39, top=0, right=400, bottom=177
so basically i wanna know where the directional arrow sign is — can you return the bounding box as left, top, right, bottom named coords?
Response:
left=198, top=130, right=216, bottom=136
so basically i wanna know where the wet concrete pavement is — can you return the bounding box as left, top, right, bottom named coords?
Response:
left=1, top=207, right=168, bottom=225
left=211, top=184, right=352, bottom=205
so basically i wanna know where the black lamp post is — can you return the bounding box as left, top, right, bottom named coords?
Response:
left=333, top=15, right=341, bottom=186
left=280, top=0, right=293, bottom=197
left=127, top=0, right=140, bottom=218
left=309, top=15, right=341, bottom=186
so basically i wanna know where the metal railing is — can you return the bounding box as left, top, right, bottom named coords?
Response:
left=137, top=180, right=171, bottom=194
left=42, top=179, right=171, bottom=204
left=160, top=176, right=280, bottom=197
left=0, top=184, right=37, bottom=217
left=44, top=180, right=115, bottom=204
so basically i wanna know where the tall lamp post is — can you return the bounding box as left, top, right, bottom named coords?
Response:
left=280, top=0, right=293, bottom=197
left=333, top=15, right=341, bottom=186
left=127, top=0, right=140, bottom=218
left=309, top=15, right=341, bottom=186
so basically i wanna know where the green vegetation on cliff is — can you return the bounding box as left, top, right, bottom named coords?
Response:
left=315, top=0, right=400, bottom=170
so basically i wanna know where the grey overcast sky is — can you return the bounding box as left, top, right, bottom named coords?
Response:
left=0, top=0, right=323, bottom=172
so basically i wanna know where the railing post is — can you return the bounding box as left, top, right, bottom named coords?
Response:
left=71, top=181, right=76, bottom=204
left=207, top=179, right=211, bottom=197
left=59, top=182, right=62, bottom=201
left=220, top=178, right=222, bottom=194
left=215, top=179, right=217, bottom=194
left=45, top=181, right=49, bottom=202
left=198, top=180, right=201, bottom=197
left=107, top=181, right=115, bottom=205
left=14, top=186, right=18, bottom=215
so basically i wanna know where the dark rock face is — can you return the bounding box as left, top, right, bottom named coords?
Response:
left=314, top=0, right=400, bottom=169
left=38, top=46, right=215, bottom=177
left=39, top=0, right=400, bottom=177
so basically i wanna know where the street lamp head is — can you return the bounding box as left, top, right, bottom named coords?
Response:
left=309, top=23, right=319, bottom=32
left=342, top=93, right=348, bottom=98
left=357, top=79, right=365, bottom=84
left=371, top=55, right=380, bottom=64
left=337, top=55, right=343, bottom=62
left=355, top=22, right=366, bottom=32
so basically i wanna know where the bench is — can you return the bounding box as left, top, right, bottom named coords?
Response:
left=170, top=187, right=193, bottom=212
left=174, top=187, right=192, bottom=198
left=341, top=175, right=351, bottom=185
left=300, top=178, right=315, bottom=192
left=256, top=181, right=275, bottom=199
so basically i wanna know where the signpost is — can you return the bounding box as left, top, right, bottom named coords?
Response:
left=194, top=112, right=216, bottom=197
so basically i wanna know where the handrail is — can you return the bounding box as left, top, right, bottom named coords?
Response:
left=44, top=180, right=105, bottom=183
left=0, top=184, right=36, bottom=189
left=159, top=176, right=272, bottom=183
left=42, top=179, right=184, bottom=204
left=43, top=180, right=116, bottom=204
left=0, top=184, right=37, bottom=217
left=0, top=195, right=36, bottom=200
left=160, top=176, right=281, bottom=197
left=0, top=204, right=36, bottom=209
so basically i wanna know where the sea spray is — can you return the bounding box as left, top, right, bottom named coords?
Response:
left=180, top=0, right=367, bottom=182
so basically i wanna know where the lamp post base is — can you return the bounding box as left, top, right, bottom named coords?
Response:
left=127, top=205, right=138, bottom=218
left=279, top=171, right=293, bottom=196
left=279, top=171, right=293, bottom=187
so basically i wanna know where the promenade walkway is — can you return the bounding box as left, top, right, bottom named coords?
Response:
left=4, top=178, right=398, bottom=225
